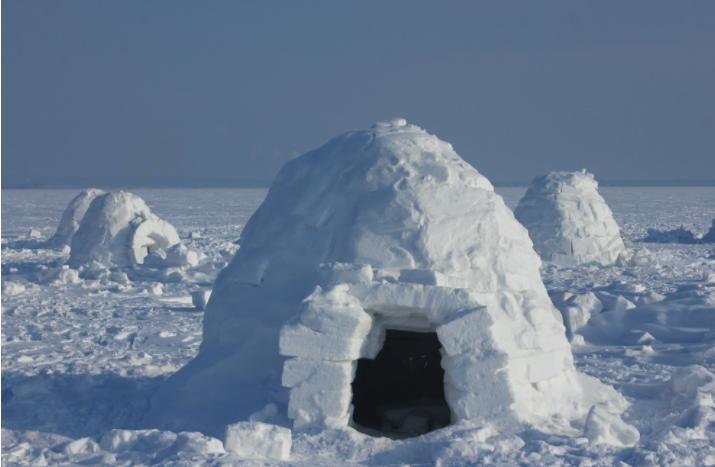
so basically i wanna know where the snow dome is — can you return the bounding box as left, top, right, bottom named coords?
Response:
left=68, top=191, right=192, bottom=270
left=514, top=171, right=626, bottom=267
left=46, top=188, right=105, bottom=248
left=151, top=120, right=629, bottom=439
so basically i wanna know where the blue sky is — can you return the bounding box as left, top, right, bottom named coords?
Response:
left=3, top=1, right=714, bottom=186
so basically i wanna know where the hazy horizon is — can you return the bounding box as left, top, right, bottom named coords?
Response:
left=3, top=1, right=715, bottom=187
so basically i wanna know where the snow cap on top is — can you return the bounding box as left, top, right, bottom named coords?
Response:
left=515, top=170, right=626, bottom=266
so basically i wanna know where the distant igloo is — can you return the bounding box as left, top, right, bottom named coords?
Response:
left=68, top=191, right=195, bottom=270
left=150, top=120, right=631, bottom=440
left=514, top=170, right=626, bottom=266
left=46, top=188, right=105, bottom=248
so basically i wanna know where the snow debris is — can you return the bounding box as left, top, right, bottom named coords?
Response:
left=583, top=404, right=640, bottom=447
left=515, top=170, right=626, bottom=266
left=151, top=120, right=630, bottom=440
left=224, top=421, right=291, bottom=460
left=2, top=281, right=26, bottom=296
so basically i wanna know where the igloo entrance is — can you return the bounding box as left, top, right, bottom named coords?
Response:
left=351, top=330, right=451, bottom=438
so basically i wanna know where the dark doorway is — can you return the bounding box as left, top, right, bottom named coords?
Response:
left=351, top=329, right=451, bottom=438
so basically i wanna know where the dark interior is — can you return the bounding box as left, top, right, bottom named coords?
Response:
left=351, top=329, right=451, bottom=438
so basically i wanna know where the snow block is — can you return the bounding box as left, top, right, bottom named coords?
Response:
left=279, top=323, right=364, bottom=361
left=437, top=308, right=493, bottom=356
left=224, top=422, right=291, bottom=460
left=282, top=358, right=355, bottom=388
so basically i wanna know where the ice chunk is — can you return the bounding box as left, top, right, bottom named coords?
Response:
left=224, top=422, right=291, bottom=460
left=192, top=290, right=212, bottom=310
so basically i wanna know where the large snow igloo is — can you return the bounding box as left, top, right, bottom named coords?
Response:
left=151, top=119, right=626, bottom=438
left=514, top=170, right=626, bottom=267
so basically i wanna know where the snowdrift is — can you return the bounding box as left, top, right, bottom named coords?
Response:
left=67, top=191, right=197, bottom=273
left=642, top=219, right=715, bottom=244
left=150, top=119, right=631, bottom=442
left=46, top=188, right=106, bottom=249
left=514, top=171, right=626, bottom=266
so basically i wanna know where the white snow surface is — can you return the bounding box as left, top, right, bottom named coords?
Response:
left=3, top=183, right=715, bottom=465
left=515, top=170, right=627, bottom=266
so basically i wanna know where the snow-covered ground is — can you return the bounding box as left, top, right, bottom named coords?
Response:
left=2, top=187, right=715, bottom=465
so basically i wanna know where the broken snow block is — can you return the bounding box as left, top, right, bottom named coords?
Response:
left=436, top=308, right=492, bottom=356
left=224, top=421, right=291, bottom=460
left=192, top=290, right=212, bottom=310
left=279, top=323, right=364, bottom=361
left=583, top=405, right=639, bottom=447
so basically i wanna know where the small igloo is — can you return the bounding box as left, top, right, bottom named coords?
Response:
left=151, top=120, right=629, bottom=439
left=514, top=171, right=626, bottom=267
left=68, top=191, right=195, bottom=270
left=46, top=188, right=106, bottom=248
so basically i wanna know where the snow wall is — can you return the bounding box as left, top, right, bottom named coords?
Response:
left=514, top=171, right=626, bottom=267
left=150, top=120, right=629, bottom=438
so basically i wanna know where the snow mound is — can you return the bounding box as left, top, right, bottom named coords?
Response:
left=580, top=280, right=715, bottom=345
left=67, top=191, right=195, bottom=272
left=642, top=226, right=698, bottom=244
left=514, top=170, right=626, bottom=266
left=46, top=188, right=106, bottom=249
left=151, top=120, right=629, bottom=439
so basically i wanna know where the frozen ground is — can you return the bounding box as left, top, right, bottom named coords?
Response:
left=2, top=187, right=715, bottom=465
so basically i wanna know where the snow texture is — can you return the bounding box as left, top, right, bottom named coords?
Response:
left=3, top=186, right=715, bottom=465
left=515, top=170, right=627, bottom=266
left=151, top=120, right=629, bottom=440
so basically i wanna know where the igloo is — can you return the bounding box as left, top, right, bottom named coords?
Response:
left=68, top=191, right=193, bottom=270
left=514, top=171, right=626, bottom=267
left=46, top=188, right=106, bottom=248
left=151, top=120, right=629, bottom=439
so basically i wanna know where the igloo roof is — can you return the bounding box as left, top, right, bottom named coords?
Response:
left=220, top=118, right=543, bottom=294
left=151, top=121, right=624, bottom=437
left=515, top=170, right=626, bottom=266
